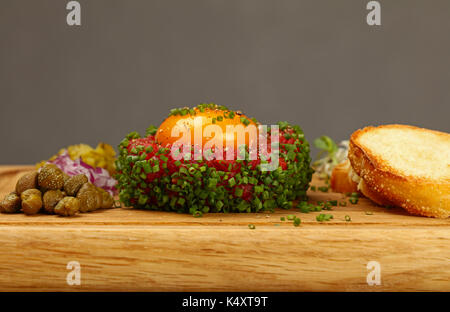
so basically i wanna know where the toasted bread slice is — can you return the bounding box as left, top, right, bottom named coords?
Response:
left=330, top=160, right=358, bottom=193
left=348, top=124, right=450, bottom=218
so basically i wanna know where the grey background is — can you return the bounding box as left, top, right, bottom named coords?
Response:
left=1, top=0, right=449, bottom=164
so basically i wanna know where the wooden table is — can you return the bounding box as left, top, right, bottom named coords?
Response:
left=0, top=165, right=448, bottom=291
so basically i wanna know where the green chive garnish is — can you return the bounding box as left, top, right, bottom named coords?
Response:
left=316, top=214, right=333, bottom=222
left=234, top=188, right=244, bottom=197
left=349, top=197, right=359, bottom=205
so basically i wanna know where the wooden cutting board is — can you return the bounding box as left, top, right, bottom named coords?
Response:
left=0, top=165, right=448, bottom=292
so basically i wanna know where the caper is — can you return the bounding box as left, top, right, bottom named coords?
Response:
left=15, top=171, right=38, bottom=195
left=54, top=197, right=80, bottom=217
left=63, top=173, right=70, bottom=184
left=96, top=187, right=114, bottom=209
left=0, top=192, right=21, bottom=213
left=91, top=187, right=103, bottom=212
left=43, top=189, right=65, bottom=213
left=64, top=174, right=88, bottom=196
left=38, top=164, right=65, bottom=190
left=76, top=183, right=98, bottom=212
left=21, top=189, right=42, bottom=215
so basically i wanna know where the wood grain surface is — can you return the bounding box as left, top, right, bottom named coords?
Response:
left=0, top=165, right=448, bottom=291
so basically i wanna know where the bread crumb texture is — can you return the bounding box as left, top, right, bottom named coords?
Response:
left=355, top=125, right=450, bottom=181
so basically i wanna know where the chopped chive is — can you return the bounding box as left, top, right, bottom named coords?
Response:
left=286, top=214, right=295, bottom=220
left=138, top=195, right=148, bottom=205
left=143, top=162, right=152, bottom=174
left=248, top=224, right=256, bottom=230
left=280, top=217, right=285, bottom=221
left=318, top=186, right=329, bottom=192
left=240, top=117, right=250, bottom=126
left=254, top=185, right=264, bottom=193
left=179, top=167, right=190, bottom=176
left=234, top=187, right=243, bottom=197
left=208, top=178, right=218, bottom=189
left=323, top=202, right=333, bottom=210
left=293, top=217, right=301, bottom=227
left=297, top=201, right=313, bottom=213
left=140, top=152, right=147, bottom=160
left=349, top=197, right=359, bottom=205
left=316, top=213, right=333, bottom=222
left=314, top=205, right=322, bottom=212
left=345, top=215, right=351, bottom=222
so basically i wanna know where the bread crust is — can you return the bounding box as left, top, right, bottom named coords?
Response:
left=349, top=124, right=450, bottom=218
left=358, top=177, right=395, bottom=207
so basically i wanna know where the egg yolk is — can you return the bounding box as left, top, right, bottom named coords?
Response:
left=155, top=108, right=258, bottom=150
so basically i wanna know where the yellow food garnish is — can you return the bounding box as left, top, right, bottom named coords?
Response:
left=37, top=143, right=116, bottom=175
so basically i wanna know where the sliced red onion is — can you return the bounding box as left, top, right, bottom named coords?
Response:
left=46, top=151, right=117, bottom=196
